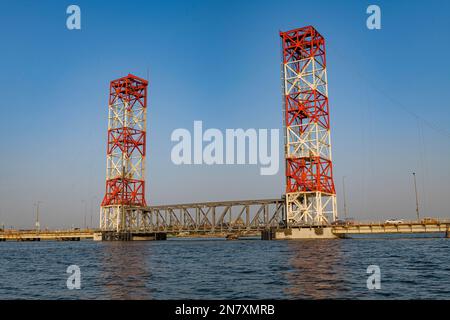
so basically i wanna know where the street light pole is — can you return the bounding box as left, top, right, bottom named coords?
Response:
left=342, top=176, right=348, bottom=220
left=412, top=172, right=420, bottom=222
left=90, top=196, right=97, bottom=229
left=35, top=201, right=42, bottom=232
left=82, top=200, right=88, bottom=230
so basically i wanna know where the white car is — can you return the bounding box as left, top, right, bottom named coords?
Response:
left=385, top=219, right=404, bottom=225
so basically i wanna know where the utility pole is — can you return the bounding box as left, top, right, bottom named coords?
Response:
left=90, top=198, right=93, bottom=229
left=342, top=176, right=348, bottom=220
left=90, top=196, right=97, bottom=229
left=0, top=207, right=4, bottom=232
left=82, top=200, right=87, bottom=230
left=412, top=172, right=420, bottom=222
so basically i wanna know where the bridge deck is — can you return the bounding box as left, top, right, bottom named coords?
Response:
left=332, top=221, right=450, bottom=235
left=0, top=230, right=95, bottom=241
left=1, top=221, right=449, bottom=241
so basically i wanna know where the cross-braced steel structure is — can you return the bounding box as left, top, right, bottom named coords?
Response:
left=280, top=26, right=337, bottom=225
left=99, top=26, right=338, bottom=235
left=100, top=74, right=148, bottom=232
left=142, top=199, right=284, bottom=233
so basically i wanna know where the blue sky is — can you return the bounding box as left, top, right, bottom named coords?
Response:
left=0, top=0, right=450, bottom=228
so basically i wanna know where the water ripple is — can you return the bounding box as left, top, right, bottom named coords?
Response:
left=0, top=236, right=449, bottom=299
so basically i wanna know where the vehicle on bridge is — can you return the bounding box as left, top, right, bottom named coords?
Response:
left=385, top=219, right=405, bottom=225
left=344, top=218, right=356, bottom=226
left=331, top=220, right=346, bottom=226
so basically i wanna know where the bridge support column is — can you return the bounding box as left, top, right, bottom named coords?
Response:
left=94, top=231, right=167, bottom=241
left=446, top=227, right=450, bottom=238
left=261, top=229, right=276, bottom=240
left=269, top=227, right=339, bottom=240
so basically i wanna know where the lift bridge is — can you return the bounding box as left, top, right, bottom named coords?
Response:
left=99, top=26, right=338, bottom=238
left=0, top=26, right=448, bottom=242
left=92, top=26, right=450, bottom=241
left=98, top=201, right=450, bottom=241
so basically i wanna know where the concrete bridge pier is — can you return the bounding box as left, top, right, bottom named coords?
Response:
left=262, top=227, right=339, bottom=240
left=18, top=238, right=41, bottom=241
left=446, top=227, right=450, bottom=238
left=94, top=231, right=167, bottom=241
left=261, top=229, right=276, bottom=240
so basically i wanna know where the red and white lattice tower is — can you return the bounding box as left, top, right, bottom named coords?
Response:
left=100, top=74, right=148, bottom=232
left=280, top=26, right=337, bottom=225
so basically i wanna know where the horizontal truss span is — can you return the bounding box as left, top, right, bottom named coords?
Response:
left=102, top=199, right=285, bottom=233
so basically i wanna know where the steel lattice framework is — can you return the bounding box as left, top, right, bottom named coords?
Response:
left=280, top=26, right=337, bottom=225
left=111, top=199, right=285, bottom=233
left=100, top=74, right=148, bottom=231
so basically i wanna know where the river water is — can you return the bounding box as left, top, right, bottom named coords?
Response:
left=0, top=235, right=449, bottom=299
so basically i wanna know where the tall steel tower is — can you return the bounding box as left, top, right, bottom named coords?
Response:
left=100, top=74, right=148, bottom=232
left=280, top=26, right=337, bottom=225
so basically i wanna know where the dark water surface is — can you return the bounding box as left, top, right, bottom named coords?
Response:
left=0, top=236, right=449, bottom=299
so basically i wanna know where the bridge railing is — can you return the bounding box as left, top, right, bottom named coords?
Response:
left=334, top=218, right=450, bottom=227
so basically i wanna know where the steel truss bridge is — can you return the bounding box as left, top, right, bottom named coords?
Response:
left=2, top=214, right=449, bottom=241
left=103, top=199, right=450, bottom=237
left=114, top=199, right=285, bottom=234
